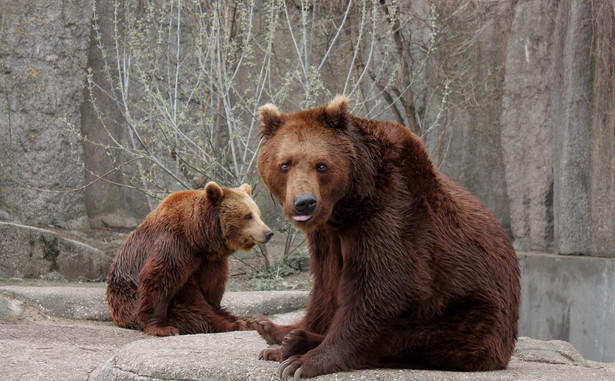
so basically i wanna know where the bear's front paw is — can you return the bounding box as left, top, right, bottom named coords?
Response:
left=143, top=325, right=179, bottom=336
left=236, top=317, right=258, bottom=331
left=278, top=351, right=340, bottom=379
left=280, top=329, right=314, bottom=359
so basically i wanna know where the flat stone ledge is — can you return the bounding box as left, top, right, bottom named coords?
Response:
left=0, top=285, right=309, bottom=322
left=91, top=335, right=615, bottom=381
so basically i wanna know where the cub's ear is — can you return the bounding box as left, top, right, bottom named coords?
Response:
left=258, top=103, right=282, bottom=139
left=239, top=183, right=251, bottom=195
left=324, top=94, right=350, bottom=130
left=205, top=181, right=224, bottom=204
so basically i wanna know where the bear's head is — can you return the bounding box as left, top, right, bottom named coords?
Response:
left=205, top=182, right=273, bottom=252
left=257, top=95, right=357, bottom=233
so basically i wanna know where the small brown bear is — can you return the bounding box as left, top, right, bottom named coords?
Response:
left=106, top=182, right=273, bottom=336
left=254, top=96, right=521, bottom=378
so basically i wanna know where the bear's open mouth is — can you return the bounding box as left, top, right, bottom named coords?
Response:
left=292, top=215, right=312, bottom=222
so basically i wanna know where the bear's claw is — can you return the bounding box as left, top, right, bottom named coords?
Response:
left=278, top=356, right=302, bottom=379
left=259, top=345, right=282, bottom=361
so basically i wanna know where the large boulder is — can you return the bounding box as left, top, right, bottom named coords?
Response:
left=0, top=222, right=108, bottom=281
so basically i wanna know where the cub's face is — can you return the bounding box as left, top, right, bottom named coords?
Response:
left=257, top=96, right=354, bottom=233
left=206, top=182, right=273, bottom=252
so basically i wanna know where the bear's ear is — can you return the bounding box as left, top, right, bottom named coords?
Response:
left=238, top=183, right=251, bottom=195
left=324, top=95, right=350, bottom=130
left=258, top=103, right=282, bottom=139
left=205, top=181, right=224, bottom=204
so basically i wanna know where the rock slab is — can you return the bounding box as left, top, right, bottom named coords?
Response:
left=0, top=285, right=614, bottom=381
left=91, top=335, right=615, bottom=381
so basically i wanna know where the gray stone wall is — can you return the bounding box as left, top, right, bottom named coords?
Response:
left=499, top=0, right=613, bottom=257
left=0, top=0, right=613, bottom=256
left=429, top=1, right=512, bottom=235
left=587, top=1, right=615, bottom=257
left=551, top=0, right=593, bottom=255
left=79, top=0, right=151, bottom=229
left=501, top=1, right=556, bottom=251
left=0, top=0, right=94, bottom=229
left=418, top=0, right=615, bottom=258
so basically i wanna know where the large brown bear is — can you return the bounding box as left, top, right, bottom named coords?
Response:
left=254, top=96, right=520, bottom=378
left=106, top=182, right=273, bottom=336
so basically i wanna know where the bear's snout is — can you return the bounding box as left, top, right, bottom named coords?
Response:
left=252, top=226, right=274, bottom=245
left=294, top=193, right=317, bottom=217
left=264, top=229, right=274, bottom=243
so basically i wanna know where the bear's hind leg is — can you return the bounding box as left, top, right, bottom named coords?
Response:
left=106, top=279, right=141, bottom=330
left=377, top=302, right=516, bottom=371
left=167, top=297, right=243, bottom=334
left=144, top=325, right=180, bottom=336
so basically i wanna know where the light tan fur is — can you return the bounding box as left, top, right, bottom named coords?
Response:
left=258, top=103, right=281, bottom=123
left=325, top=94, right=350, bottom=115
left=209, top=182, right=271, bottom=252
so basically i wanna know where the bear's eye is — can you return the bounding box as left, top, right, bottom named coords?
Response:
left=280, top=163, right=291, bottom=173
left=244, top=213, right=253, bottom=220
left=316, top=163, right=328, bottom=173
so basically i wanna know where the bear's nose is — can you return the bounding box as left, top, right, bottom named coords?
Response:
left=294, top=193, right=317, bottom=215
left=264, top=230, right=274, bottom=243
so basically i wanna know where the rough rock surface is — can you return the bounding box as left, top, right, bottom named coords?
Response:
left=551, top=0, right=593, bottom=255
left=0, top=0, right=94, bottom=229
left=1, top=284, right=614, bottom=381
left=501, top=0, right=556, bottom=251
left=0, top=222, right=108, bottom=281
left=0, top=285, right=309, bottom=322
left=90, top=334, right=615, bottom=381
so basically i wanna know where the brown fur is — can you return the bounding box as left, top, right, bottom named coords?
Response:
left=106, top=182, right=273, bottom=336
left=255, top=96, right=521, bottom=377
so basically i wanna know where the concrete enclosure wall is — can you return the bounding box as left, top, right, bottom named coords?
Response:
left=519, top=252, right=615, bottom=362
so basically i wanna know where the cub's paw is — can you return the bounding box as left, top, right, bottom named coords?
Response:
left=259, top=344, right=283, bottom=362
left=143, top=325, right=179, bottom=337
left=236, top=316, right=258, bottom=331
left=253, top=314, right=281, bottom=344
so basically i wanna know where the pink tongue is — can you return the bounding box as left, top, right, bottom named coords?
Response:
left=293, top=215, right=312, bottom=222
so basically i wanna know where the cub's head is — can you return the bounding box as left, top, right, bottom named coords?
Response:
left=257, top=95, right=355, bottom=233
left=205, top=182, right=273, bottom=252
